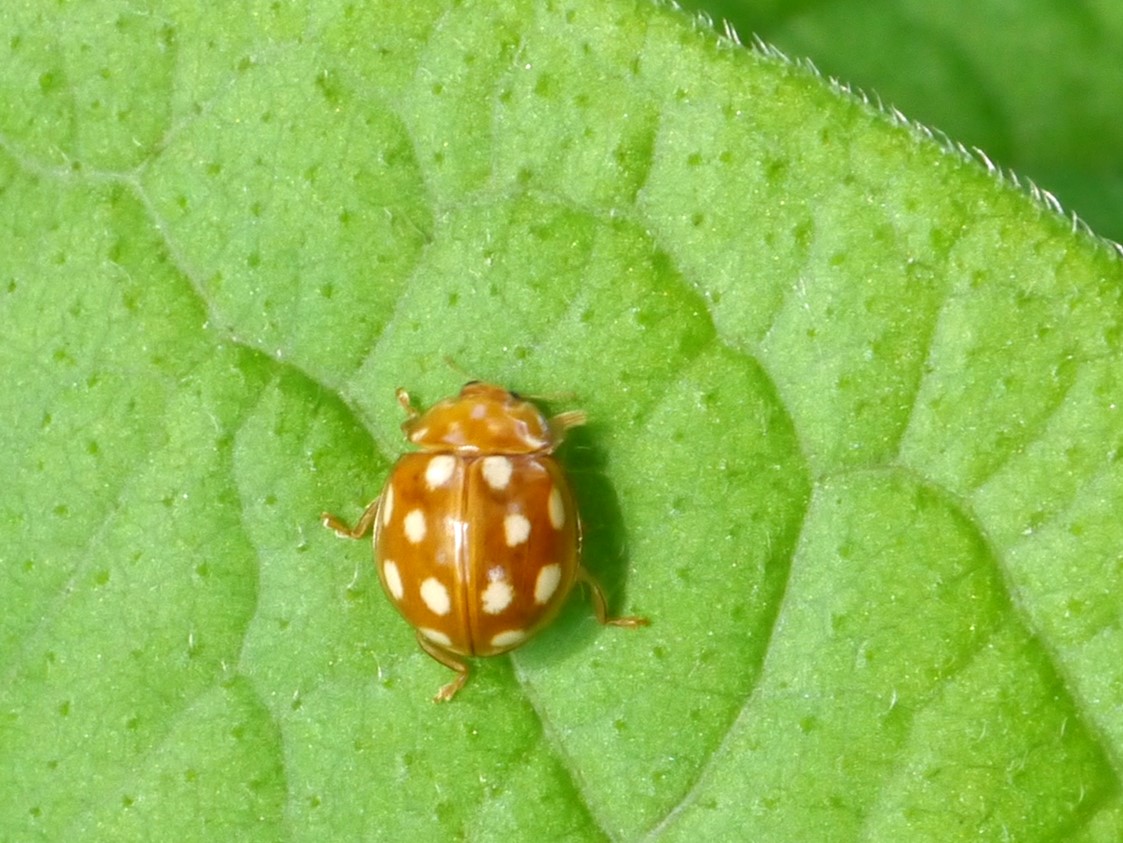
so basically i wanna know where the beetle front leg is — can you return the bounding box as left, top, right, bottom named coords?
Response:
left=549, top=409, right=588, bottom=444
left=321, top=497, right=380, bottom=540
left=396, top=387, right=430, bottom=439
left=395, top=387, right=421, bottom=420
left=415, top=631, right=471, bottom=702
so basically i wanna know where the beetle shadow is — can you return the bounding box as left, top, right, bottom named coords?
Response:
left=532, top=421, right=639, bottom=660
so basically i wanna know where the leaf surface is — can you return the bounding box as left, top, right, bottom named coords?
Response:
left=2, top=1, right=1122, bottom=840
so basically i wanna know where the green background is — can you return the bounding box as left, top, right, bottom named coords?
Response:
left=2, top=0, right=1122, bottom=840
left=681, top=0, right=1123, bottom=244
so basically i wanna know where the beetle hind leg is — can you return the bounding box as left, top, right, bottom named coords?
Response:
left=576, top=567, right=649, bottom=629
left=415, top=631, right=471, bottom=702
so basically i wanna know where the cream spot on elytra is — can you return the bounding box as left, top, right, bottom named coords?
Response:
left=482, top=456, right=513, bottom=490
left=504, top=513, right=531, bottom=546
left=425, top=454, right=456, bottom=488
left=403, top=509, right=426, bottom=543
left=534, top=564, right=562, bottom=604
left=420, top=577, right=451, bottom=616
left=382, top=560, right=404, bottom=600
left=381, top=484, right=395, bottom=526
left=491, top=629, right=526, bottom=648
left=547, top=486, right=565, bottom=529
left=481, top=568, right=513, bottom=614
left=418, top=627, right=451, bottom=647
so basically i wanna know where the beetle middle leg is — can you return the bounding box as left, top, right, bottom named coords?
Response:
left=321, top=497, right=379, bottom=540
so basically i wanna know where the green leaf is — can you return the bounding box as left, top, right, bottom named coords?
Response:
left=2, top=1, right=1122, bottom=840
left=680, top=0, right=1123, bottom=242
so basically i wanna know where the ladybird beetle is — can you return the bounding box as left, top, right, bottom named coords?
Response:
left=322, top=382, right=647, bottom=702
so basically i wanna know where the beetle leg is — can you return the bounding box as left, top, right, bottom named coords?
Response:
left=321, top=497, right=379, bottom=539
left=576, top=567, right=649, bottom=628
left=396, top=387, right=428, bottom=438
left=395, top=387, right=420, bottom=420
left=415, top=631, right=470, bottom=702
left=549, top=409, right=588, bottom=443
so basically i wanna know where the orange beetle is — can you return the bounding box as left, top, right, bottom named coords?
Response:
left=322, top=382, right=647, bottom=701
